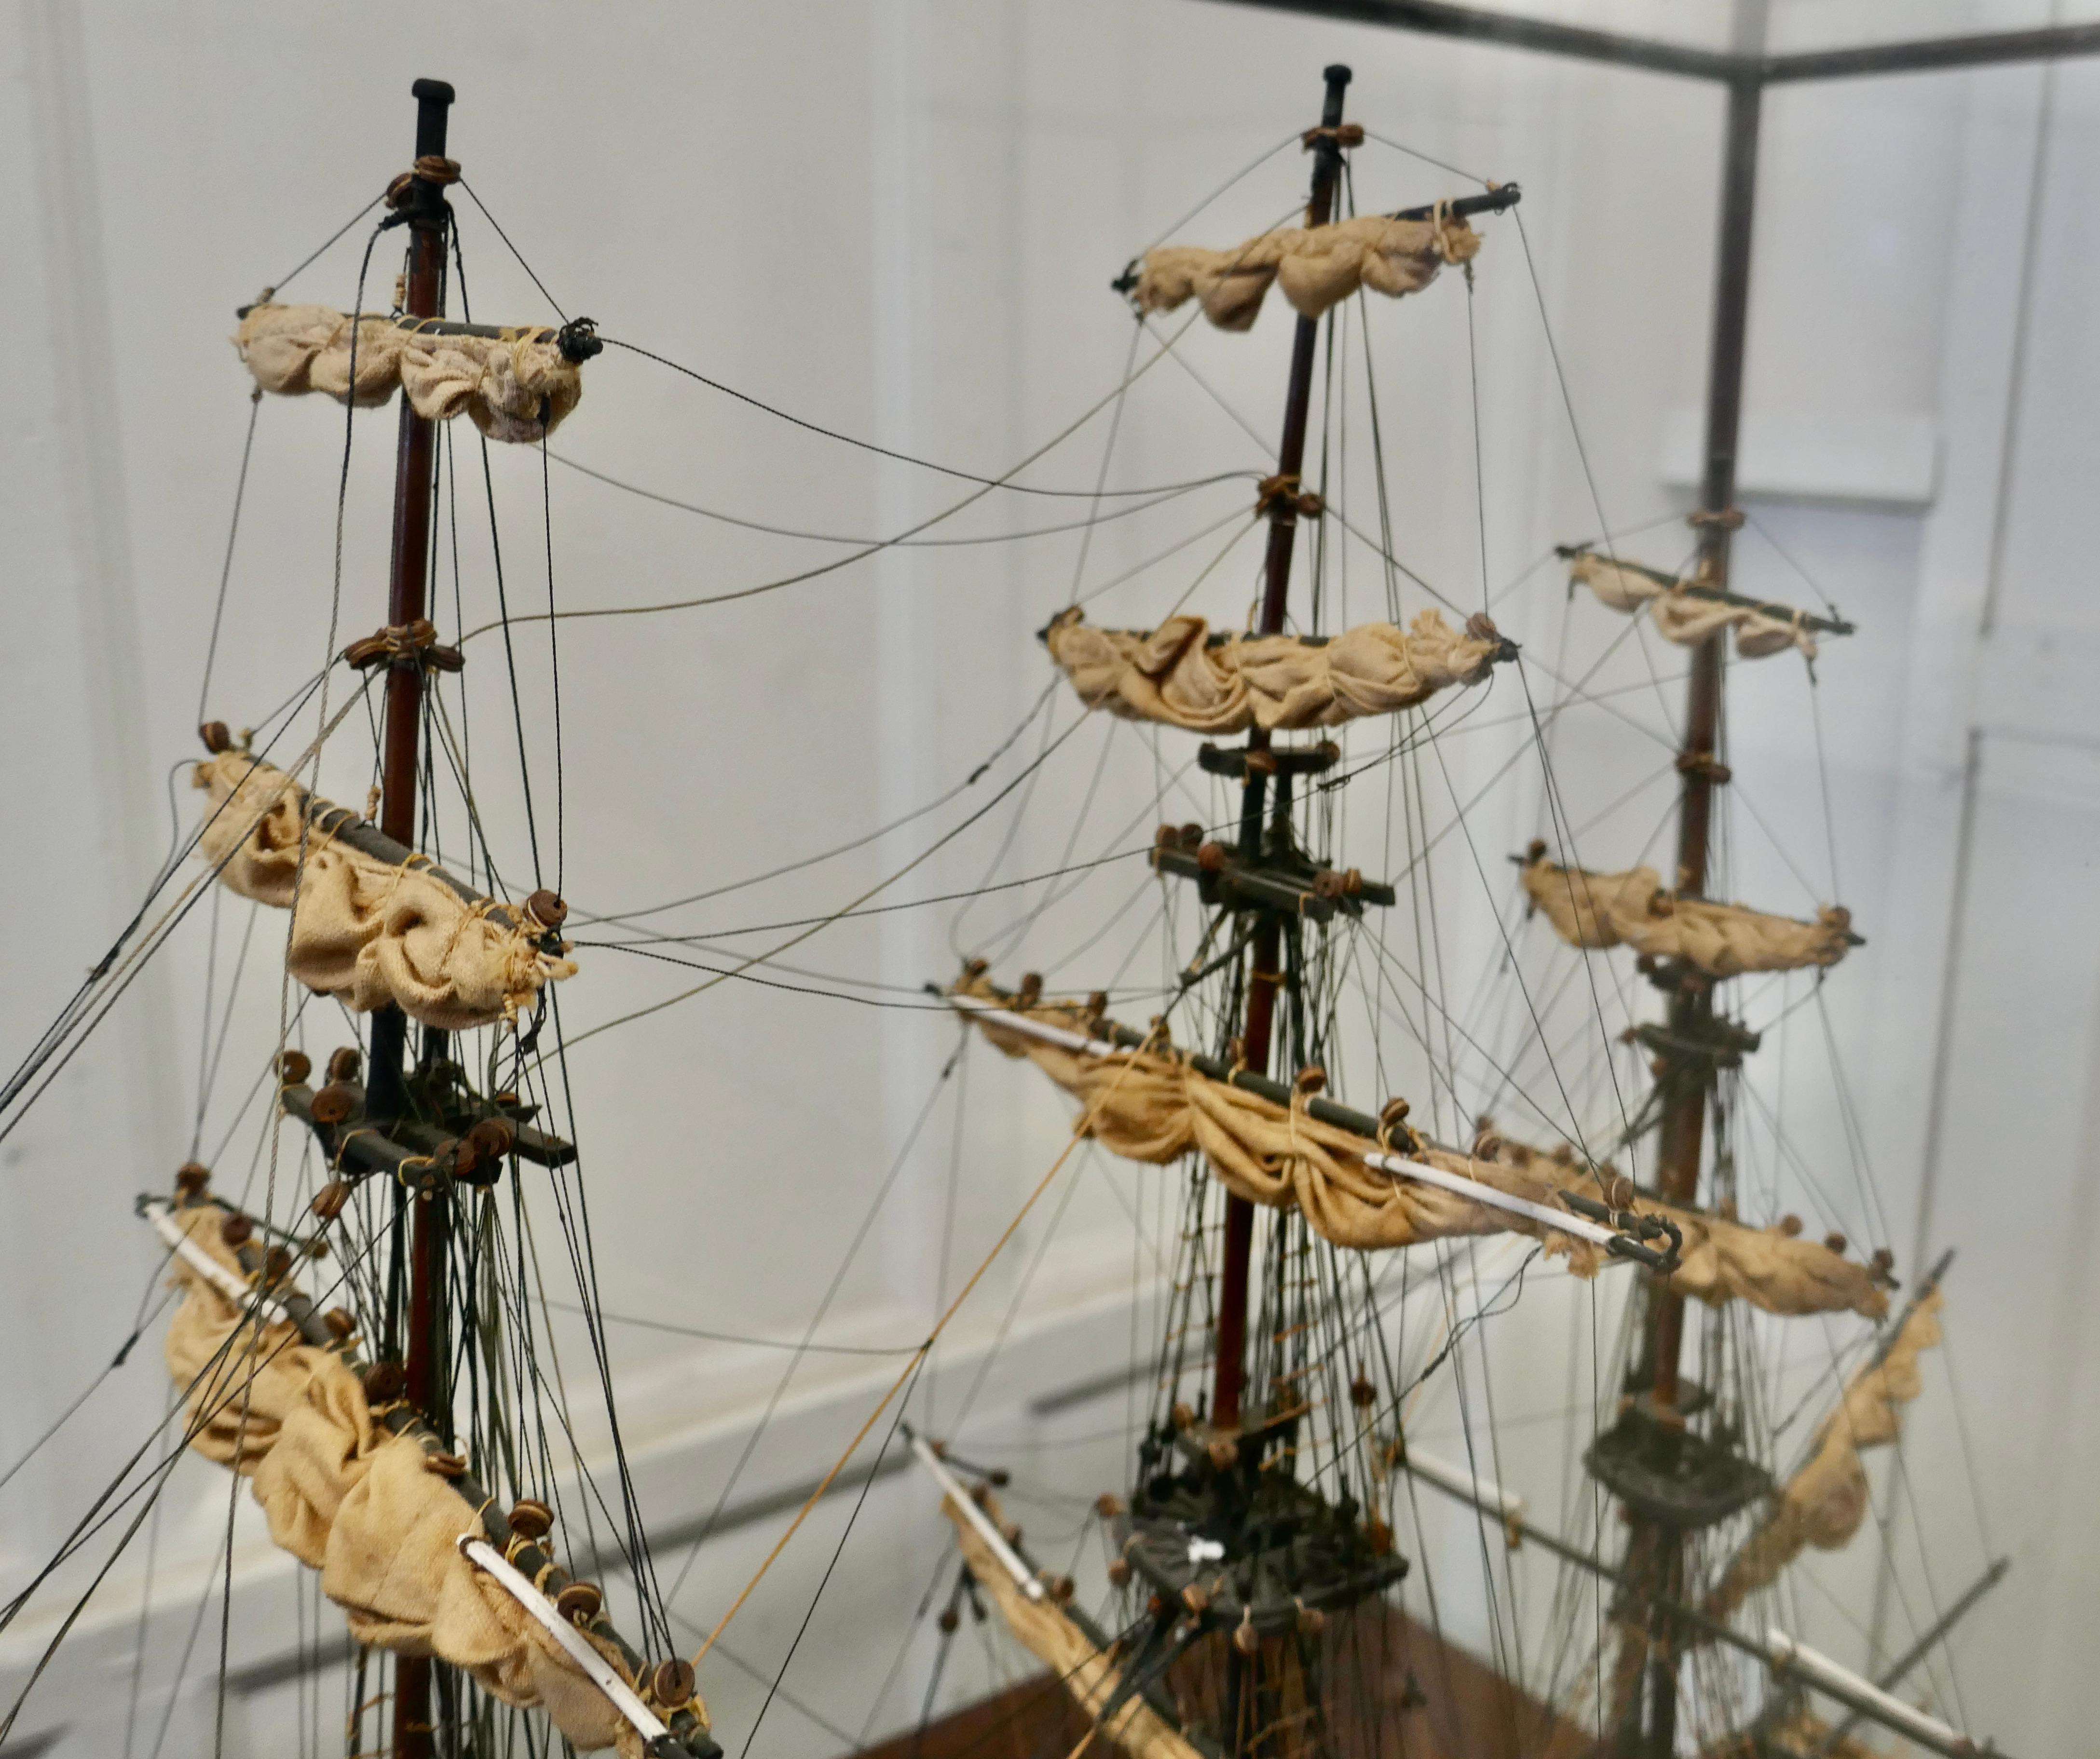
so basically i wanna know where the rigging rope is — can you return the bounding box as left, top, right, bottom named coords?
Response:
left=545, top=449, right=1249, bottom=545
left=603, top=334, right=1239, bottom=500
left=560, top=712, right=1089, bottom=1048
left=682, top=1015, right=1172, bottom=1669
left=196, top=392, right=261, bottom=722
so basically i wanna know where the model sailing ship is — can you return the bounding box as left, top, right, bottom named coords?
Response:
left=907, top=65, right=2001, bottom=1759
left=0, top=62, right=2007, bottom=1759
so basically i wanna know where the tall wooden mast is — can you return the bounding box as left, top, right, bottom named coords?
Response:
left=1211, top=63, right=1352, bottom=1434
left=1612, top=69, right=1762, bottom=1759
left=373, top=74, right=454, bottom=1759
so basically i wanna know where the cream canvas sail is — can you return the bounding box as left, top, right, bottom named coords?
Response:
left=1520, top=847, right=1855, bottom=978
left=235, top=302, right=587, bottom=442
left=193, top=749, right=574, bottom=1030
left=1042, top=607, right=1501, bottom=734
left=1132, top=210, right=1481, bottom=330
left=1705, top=1285, right=1946, bottom=1621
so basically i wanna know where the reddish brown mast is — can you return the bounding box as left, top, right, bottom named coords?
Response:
left=1211, top=65, right=1352, bottom=1434
left=1609, top=70, right=1761, bottom=1759
left=371, top=74, right=454, bottom=1759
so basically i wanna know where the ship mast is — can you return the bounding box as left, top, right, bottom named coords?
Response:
left=1613, top=71, right=1762, bottom=1759
left=372, top=75, right=454, bottom=1759
left=1212, top=62, right=1352, bottom=1436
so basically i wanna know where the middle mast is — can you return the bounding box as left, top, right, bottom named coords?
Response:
left=1209, top=60, right=1356, bottom=1435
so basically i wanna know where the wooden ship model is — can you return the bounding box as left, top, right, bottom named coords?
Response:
left=901, top=63, right=2001, bottom=1759
left=0, top=55, right=2017, bottom=1759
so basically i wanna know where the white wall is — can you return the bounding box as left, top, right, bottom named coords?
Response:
left=3, top=1, right=2098, bottom=1754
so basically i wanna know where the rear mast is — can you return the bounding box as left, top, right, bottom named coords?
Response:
left=1603, top=69, right=1763, bottom=1759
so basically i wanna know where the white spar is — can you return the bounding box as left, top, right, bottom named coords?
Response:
left=140, top=1197, right=292, bottom=1328
left=906, top=1427, right=1045, bottom=1601
left=1401, top=1448, right=1528, bottom=1527
left=944, top=994, right=1629, bottom=1258
left=457, top=1535, right=671, bottom=1743
left=944, top=992, right=1105, bottom=1055
left=1766, top=1628, right=1980, bottom=1756
left=1360, top=1150, right=1626, bottom=1256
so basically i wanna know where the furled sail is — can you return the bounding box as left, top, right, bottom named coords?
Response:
left=1699, top=1709, right=1878, bottom=1759
left=1565, top=548, right=1816, bottom=661
left=158, top=1202, right=659, bottom=1756
left=235, top=303, right=587, bottom=442
left=956, top=979, right=1886, bottom=1321
left=1041, top=607, right=1501, bottom=735
left=942, top=1491, right=1201, bottom=1759
left=194, top=749, right=574, bottom=1030
left=1519, top=847, right=1855, bottom=979
left=1487, top=1135, right=1887, bottom=1321
left=1704, top=1281, right=1945, bottom=1622
left=956, top=977, right=1608, bottom=1271
left=1132, top=210, right=1480, bottom=331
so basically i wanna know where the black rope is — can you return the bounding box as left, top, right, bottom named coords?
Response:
left=452, top=222, right=547, bottom=890
left=197, top=392, right=261, bottom=721
left=457, top=178, right=570, bottom=321
left=0, top=1290, right=171, bottom=1495
left=561, top=712, right=1090, bottom=1047
left=546, top=1299, right=923, bottom=1358
left=585, top=845, right=1147, bottom=944
left=541, top=433, right=565, bottom=895
left=571, top=943, right=993, bottom=1012
left=0, top=673, right=345, bottom=1146
left=264, top=192, right=386, bottom=298
left=601, top=335, right=1223, bottom=500
left=737, top=1364, right=922, bottom=1759
left=545, top=447, right=1245, bottom=543
left=586, top=678, right=1059, bottom=926
left=660, top=1047, right=961, bottom=1609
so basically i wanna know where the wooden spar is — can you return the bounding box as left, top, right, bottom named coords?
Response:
left=1212, top=62, right=1352, bottom=1436
left=1402, top=1457, right=2004, bottom=1759
left=939, top=990, right=1681, bottom=1270
left=378, top=74, right=453, bottom=1759
left=136, top=1195, right=718, bottom=1758
left=1818, top=1554, right=2007, bottom=1754
left=904, top=1429, right=1045, bottom=1601
left=1555, top=544, right=1857, bottom=637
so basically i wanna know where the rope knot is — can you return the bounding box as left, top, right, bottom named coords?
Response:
left=341, top=618, right=465, bottom=675
left=384, top=158, right=459, bottom=216
left=1687, top=505, right=1746, bottom=530
left=1300, top=123, right=1364, bottom=151
left=1256, top=473, right=1323, bottom=523
left=1675, top=750, right=1732, bottom=784
left=556, top=316, right=604, bottom=363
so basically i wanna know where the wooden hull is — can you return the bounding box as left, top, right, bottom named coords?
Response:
left=852, top=1602, right=1587, bottom=1759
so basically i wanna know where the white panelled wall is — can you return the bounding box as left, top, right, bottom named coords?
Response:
left=3, top=1, right=2098, bottom=1754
